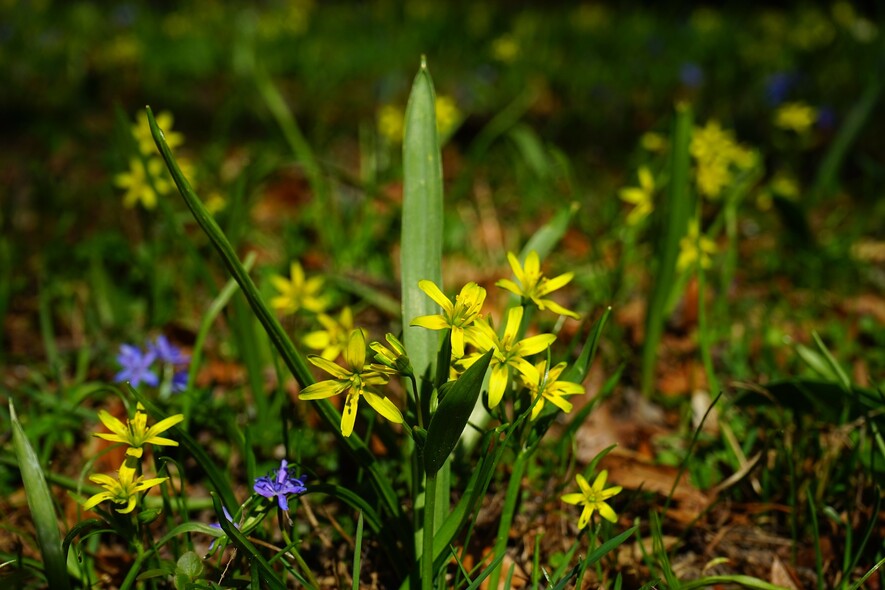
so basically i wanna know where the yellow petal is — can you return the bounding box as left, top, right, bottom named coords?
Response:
left=487, top=364, right=509, bottom=408
left=410, top=314, right=449, bottom=331
left=506, top=252, right=525, bottom=285
left=598, top=502, right=618, bottom=523
left=418, top=280, right=453, bottom=314
left=516, top=333, right=556, bottom=357
left=82, top=492, right=113, bottom=510
left=97, top=410, right=128, bottom=438
left=300, top=380, right=347, bottom=400
left=578, top=504, right=594, bottom=529
left=495, top=278, right=523, bottom=297
left=362, top=391, right=404, bottom=423
left=308, top=355, right=351, bottom=379
left=451, top=326, right=465, bottom=358
left=146, top=414, right=184, bottom=438
left=561, top=492, right=584, bottom=505
left=502, top=306, right=524, bottom=344
left=340, top=391, right=359, bottom=437
left=343, top=329, right=367, bottom=370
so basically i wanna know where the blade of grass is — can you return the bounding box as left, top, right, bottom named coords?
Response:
left=352, top=512, right=364, bottom=590
left=147, top=107, right=403, bottom=524
left=642, top=104, right=694, bottom=396
left=9, top=401, right=71, bottom=590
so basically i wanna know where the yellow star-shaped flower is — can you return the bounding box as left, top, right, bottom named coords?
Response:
left=619, top=166, right=655, bottom=225
left=300, top=329, right=402, bottom=437
left=522, top=360, right=585, bottom=420
left=561, top=470, right=622, bottom=528
left=94, top=402, right=184, bottom=459
left=496, top=251, right=579, bottom=319
left=82, top=459, right=168, bottom=514
left=270, top=261, right=329, bottom=316
left=410, top=280, right=487, bottom=358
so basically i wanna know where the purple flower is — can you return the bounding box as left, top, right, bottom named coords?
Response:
left=208, top=506, right=240, bottom=550
left=114, top=344, right=158, bottom=388
left=253, top=460, right=307, bottom=511
left=679, top=62, right=704, bottom=88
left=149, top=335, right=189, bottom=365
left=171, top=370, right=188, bottom=393
left=765, top=72, right=795, bottom=106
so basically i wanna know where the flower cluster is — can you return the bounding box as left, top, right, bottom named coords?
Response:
left=114, top=335, right=190, bottom=394
left=84, top=402, right=183, bottom=514
left=677, top=219, right=717, bottom=272
left=690, top=120, right=755, bottom=199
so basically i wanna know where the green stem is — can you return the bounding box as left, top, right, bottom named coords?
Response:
left=487, top=450, right=529, bottom=590
left=421, top=471, right=438, bottom=590
left=279, top=510, right=320, bottom=589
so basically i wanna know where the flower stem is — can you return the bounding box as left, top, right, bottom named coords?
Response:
left=487, top=449, right=530, bottom=590
left=421, top=471, right=438, bottom=590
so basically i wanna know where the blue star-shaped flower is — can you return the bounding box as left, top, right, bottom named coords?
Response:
left=149, top=335, right=189, bottom=365
left=253, top=460, right=307, bottom=511
left=114, top=344, right=159, bottom=388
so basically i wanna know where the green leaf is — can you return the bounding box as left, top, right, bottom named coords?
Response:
left=521, top=201, right=580, bottom=263
left=9, top=401, right=71, bottom=590
left=424, top=350, right=493, bottom=476
left=211, top=493, right=286, bottom=590
left=352, top=512, right=364, bottom=590
left=147, top=107, right=403, bottom=524
left=401, top=56, right=444, bottom=398
left=562, top=306, right=611, bottom=383
left=642, top=104, right=694, bottom=395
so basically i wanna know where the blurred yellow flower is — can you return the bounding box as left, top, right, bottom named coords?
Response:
left=270, top=261, right=329, bottom=316
left=303, top=307, right=355, bottom=361
left=491, top=34, right=520, bottom=62
left=640, top=132, right=667, bottom=152
left=691, top=120, right=754, bottom=199
left=377, top=104, right=404, bottom=143
left=774, top=102, right=818, bottom=133
left=115, top=157, right=169, bottom=210
left=619, top=166, right=655, bottom=225
left=770, top=172, right=800, bottom=199
left=435, top=95, right=461, bottom=139
left=677, top=220, right=717, bottom=271
left=133, top=111, right=183, bottom=157
left=561, top=470, right=622, bottom=528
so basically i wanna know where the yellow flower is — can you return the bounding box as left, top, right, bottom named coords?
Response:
left=619, top=167, right=655, bottom=225
left=461, top=306, right=556, bottom=409
left=695, top=157, right=732, bottom=199
left=435, top=95, right=460, bottom=138
left=300, top=329, right=402, bottom=437
left=690, top=120, right=754, bottom=199
left=491, top=34, right=520, bottom=62
left=270, top=261, right=329, bottom=316
left=411, top=280, right=487, bottom=358
left=774, top=102, right=818, bottom=134
left=115, top=157, right=169, bottom=210
left=522, top=360, right=584, bottom=420
left=94, top=402, right=184, bottom=459
left=133, top=110, right=184, bottom=157
left=82, top=459, right=168, bottom=514
left=677, top=220, right=717, bottom=272
left=377, top=104, right=405, bottom=144
left=303, top=307, right=355, bottom=361
left=770, top=172, right=800, bottom=199
left=640, top=132, right=667, bottom=152
left=496, top=251, right=579, bottom=319
left=561, top=470, right=622, bottom=528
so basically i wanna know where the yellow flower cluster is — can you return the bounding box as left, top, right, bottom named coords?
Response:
left=774, top=102, right=818, bottom=134
left=677, top=219, right=717, bottom=272
left=83, top=402, right=183, bottom=514
left=690, top=120, right=755, bottom=199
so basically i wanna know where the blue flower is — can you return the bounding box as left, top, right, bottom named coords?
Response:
left=253, top=460, right=307, bottom=511
left=171, top=370, right=188, bottom=393
left=150, top=335, right=189, bottom=365
left=114, top=344, right=159, bottom=388
left=208, top=506, right=240, bottom=550
left=679, top=62, right=704, bottom=88
left=765, top=72, right=795, bottom=106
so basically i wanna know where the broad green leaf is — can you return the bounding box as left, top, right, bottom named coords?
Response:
left=423, top=350, right=493, bottom=476
left=10, top=401, right=71, bottom=590
left=401, top=56, right=444, bottom=397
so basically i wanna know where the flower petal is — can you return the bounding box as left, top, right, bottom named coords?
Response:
left=578, top=504, right=594, bottom=529
left=451, top=326, right=465, bottom=358
left=506, top=252, right=525, bottom=285
left=487, top=364, right=509, bottom=408
left=146, top=414, right=184, bottom=438
left=516, top=333, right=556, bottom=357
left=82, top=492, right=112, bottom=511
left=340, top=391, right=359, bottom=437
left=598, top=502, right=618, bottom=523
left=97, top=410, right=128, bottom=437
left=362, top=391, right=404, bottom=424
left=343, top=329, right=367, bottom=370
left=540, top=299, right=580, bottom=319
left=495, top=278, right=522, bottom=297
left=418, top=280, right=453, bottom=314
left=560, top=492, right=584, bottom=505
left=410, top=314, right=449, bottom=331
left=308, top=355, right=350, bottom=378
left=502, top=306, right=524, bottom=344
left=300, top=380, right=348, bottom=400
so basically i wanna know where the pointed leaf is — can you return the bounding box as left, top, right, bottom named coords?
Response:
left=424, top=350, right=493, bottom=476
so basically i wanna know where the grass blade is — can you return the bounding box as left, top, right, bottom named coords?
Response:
left=9, top=400, right=71, bottom=590
left=641, top=104, right=694, bottom=396
left=147, top=107, right=403, bottom=523
left=352, top=511, right=364, bottom=590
